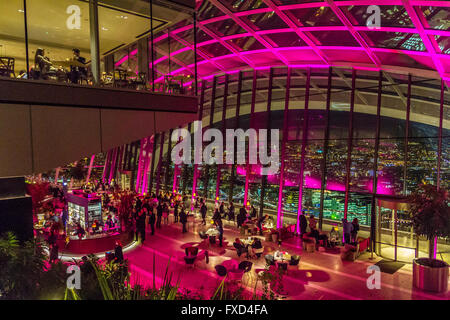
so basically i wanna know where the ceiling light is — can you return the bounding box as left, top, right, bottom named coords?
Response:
left=102, top=27, right=108, bottom=31
left=18, top=9, right=24, bottom=13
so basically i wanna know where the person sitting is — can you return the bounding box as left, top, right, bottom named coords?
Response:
left=34, top=48, right=64, bottom=80
left=233, top=238, right=247, bottom=257
left=105, top=215, right=115, bottom=231
left=250, top=238, right=263, bottom=258
left=329, top=227, right=340, bottom=248
left=91, top=219, right=100, bottom=233
left=75, top=222, right=86, bottom=239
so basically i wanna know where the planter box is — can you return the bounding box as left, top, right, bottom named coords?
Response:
left=413, top=258, right=448, bottom=293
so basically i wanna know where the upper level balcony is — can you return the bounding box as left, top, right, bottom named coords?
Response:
left=0, top=0, right=197, bottom=95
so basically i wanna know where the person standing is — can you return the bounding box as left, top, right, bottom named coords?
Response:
left=219, top=201, right=225, bottom=218
left=173, top=201, right=179, bottom=223
left=299, top=214, right=308, bottom=236
left=250, top=204, right=257, bottom=219
left=213, top=207, right=221, bottom=222
left=351, top=218, right=360, bottom=243
left=257, top=214, right=268, bottom=236
left=148, top=208, right=156, bottom=235
left=215, top=219, right=224, bottom=247
left=114, top=241, right=124, bottom=263
left=179, top=205, right=188, bottom=233
left=237, top=207, right=247, bottom=228
left=200, top=200, right=207, bottom=225
left=156, top=202, right=163, bottom=229
left=342, top=218, right=353, bottom=244
left=309, top=215, right=318, bottom=231
left=136, top=209, right=146, bottom=244
left=228, top=202, right=235, bottom=223
left=162, top=202, right=169, bottom=225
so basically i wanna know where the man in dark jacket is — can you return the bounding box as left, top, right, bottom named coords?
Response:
left=299, top=214, right=308, bottom=236
left=200, top=201, right=207, bottom=225
left=174, top=201, right=179, bottom=223
left=156, top=202, right=163, bottom=229
left=136, top=209, right=146, bottom=244
left=148, top=209, right=156, bottom=235
left=237, top=207, right=247, bottom=228
left=228, top=202, right=235, bottom=223
left=179, top=206, right=188, bottom=233
left=215, top=219, right=224, bottom=247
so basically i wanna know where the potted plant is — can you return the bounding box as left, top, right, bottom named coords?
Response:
left=409, top=184, right=450, bottom=293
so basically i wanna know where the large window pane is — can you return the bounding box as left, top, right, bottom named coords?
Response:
left=27, top=0, right=91, bottom=83
left=0, top=0, right=26, bottom=77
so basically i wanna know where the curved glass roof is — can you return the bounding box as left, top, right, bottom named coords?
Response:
left=118, top=0, right=450, bottom=84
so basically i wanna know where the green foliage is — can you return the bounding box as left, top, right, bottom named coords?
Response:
left=0, top=232, right=66, bottom=300
left=409, top=185, right=450, bottom=240
left=409, top=185, right=450, bottom=259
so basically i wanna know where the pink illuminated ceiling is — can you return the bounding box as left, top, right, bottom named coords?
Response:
left=116, top=0, right=450, bottom=83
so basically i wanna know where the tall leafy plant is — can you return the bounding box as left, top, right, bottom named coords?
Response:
left=409, top=184, right=450, bottom=259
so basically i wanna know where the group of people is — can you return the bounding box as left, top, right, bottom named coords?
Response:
left=298, top=212, right=361, bottom=248
left=131, top=191, right=194, bottom=244
left=33, top=47, right=87, bottom=83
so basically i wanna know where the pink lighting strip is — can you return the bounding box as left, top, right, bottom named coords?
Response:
left=85, top=154, right=95, bottom=184
left=296, top=68, right=311, bottom=234
left=276, top=67, right=292, bottom=229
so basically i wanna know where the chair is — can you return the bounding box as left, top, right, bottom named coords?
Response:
left=288, top=255, right=300, bottom=272
left=30, top=68, right=41, bottom=80
left=264, top=254, right=275, bottom=266
left=0, top=57, right=15, bottom=78
left=253, top=246, right=264, bottom=259
left=199, top=231, right=208, bottom=240
left=215, top=264, right=227, bottom=277
left=185, top=246, right=198, bottom=257
left=233, top=242, right=248, bottom=258
left=113, top=69, right=129, bottom=88
left=238, top=261, right=253, bottom=273
left=183, top=246, right=198, bottom=266
left=276, top=261, right=288, bottom=272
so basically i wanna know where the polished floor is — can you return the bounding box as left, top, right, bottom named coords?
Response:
left=124, top=215, right=450, bottom=300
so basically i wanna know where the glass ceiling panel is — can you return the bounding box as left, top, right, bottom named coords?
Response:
left=434, top=36, right=450, bottom=54
left=176, top=28, right=212, bottom=44
left=220, top=0, right=268, bottom=12
left=265, top=32, right=307, bottom=47
left=245, top=12, right=289, bottom=30
left=419, top=6, right=450, bottom=30
left=226, top=37, right=266, bottom=51
left=208, top=19, right=248, bottom=36
left=201, top=42, right=232, bottom=58
left=364, top=31, right=426, bottom=52
left=342, top=5, right=413, bottom=28
left=198, top=1, right=225, bottom=21
left=287, top=7, right=343, bottom=27
left=309, top=31, right=359, bottom=46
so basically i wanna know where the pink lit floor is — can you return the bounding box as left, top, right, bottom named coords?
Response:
left=124, top=217, right=450, bottom=300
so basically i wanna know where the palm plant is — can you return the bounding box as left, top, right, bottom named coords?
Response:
left=0, top=232, right=66, bottom=300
